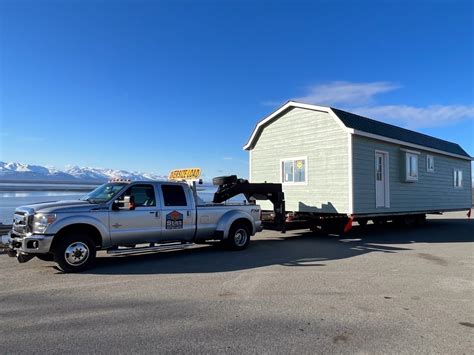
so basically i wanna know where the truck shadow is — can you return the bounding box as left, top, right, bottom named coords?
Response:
left=83, top=218, right=473, bottom=275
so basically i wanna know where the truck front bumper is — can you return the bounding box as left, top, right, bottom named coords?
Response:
left=8, top=232, right=54, bottom=255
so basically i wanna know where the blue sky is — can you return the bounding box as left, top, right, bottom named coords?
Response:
left=1, top=0, right=473, bottom=179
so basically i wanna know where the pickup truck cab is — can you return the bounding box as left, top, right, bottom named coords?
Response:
left=8, top=180, right=262, bottom=272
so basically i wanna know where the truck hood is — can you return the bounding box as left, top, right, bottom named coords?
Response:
left=20, top=200, right=104, bottom=214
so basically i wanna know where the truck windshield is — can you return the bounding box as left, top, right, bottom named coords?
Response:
left=81, top=183, right=128, bottom=203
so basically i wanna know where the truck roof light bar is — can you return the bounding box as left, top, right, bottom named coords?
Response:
left=109, top=178, right=132, bottom=183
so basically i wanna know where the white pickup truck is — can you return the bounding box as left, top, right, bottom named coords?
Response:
left=8, top=179, right=263, bottom=272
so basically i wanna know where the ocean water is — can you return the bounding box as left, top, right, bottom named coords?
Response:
left=0, top=191, right=88, bottom=224
left=0, top=183, right=245, bottom=225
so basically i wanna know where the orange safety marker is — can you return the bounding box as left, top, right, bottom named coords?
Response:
left=344, top=215, right=354, bottom=233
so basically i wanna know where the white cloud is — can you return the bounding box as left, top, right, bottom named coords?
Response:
left=352, top=104, right=474, bottom=129
left=294, top=81, right=401, bottom=106
left=278, top=80, right=474, bottom=129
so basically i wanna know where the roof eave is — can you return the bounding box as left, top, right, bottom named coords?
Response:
left=350, top=129, right=472, bottom=161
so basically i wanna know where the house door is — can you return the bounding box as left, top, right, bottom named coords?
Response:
left=375, top=152, right=389, bottom=208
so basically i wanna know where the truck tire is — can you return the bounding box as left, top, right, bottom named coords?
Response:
left=225, top=222, right=251, bottom=250
left=36, top=253, right=54, bottom=262
left=212, top=175, right=238, bottom=186
left=54, top=233, right=96, bottom=273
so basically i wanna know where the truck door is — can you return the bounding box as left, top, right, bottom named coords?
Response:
left=109, top=184, right=161, bottom=245
left=159, top=184, right=196, bottom=242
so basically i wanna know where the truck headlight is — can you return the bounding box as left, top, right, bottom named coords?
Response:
left=33, top=214, right=56, bottom=234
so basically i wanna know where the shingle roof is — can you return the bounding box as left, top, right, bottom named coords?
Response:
left=331, top=108, right=470, bottom=158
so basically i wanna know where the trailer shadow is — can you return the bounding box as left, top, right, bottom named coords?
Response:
left=84, top=217, right=473, bottom=275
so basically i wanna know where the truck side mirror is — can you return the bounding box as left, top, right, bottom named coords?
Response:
left=121, top=195, right=135, bottom=210
left=113, top=195, right=135, bottom=211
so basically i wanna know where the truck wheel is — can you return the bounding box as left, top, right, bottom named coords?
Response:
left=54, top=234, right=96, bottom=273
left=36, top=253, right=54, bottom=262
left=225, top=223, right=251, bottom=250
left=212, top=175, right=238, bottom=186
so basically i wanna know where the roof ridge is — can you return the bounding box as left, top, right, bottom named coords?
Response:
left=330, top=107, right=463, bottom=149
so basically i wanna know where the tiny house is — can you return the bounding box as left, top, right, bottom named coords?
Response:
left=244, top=101, right=472, bottom=221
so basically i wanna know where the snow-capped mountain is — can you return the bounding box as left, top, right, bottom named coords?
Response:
left=0, top=161, right=166, bottom=182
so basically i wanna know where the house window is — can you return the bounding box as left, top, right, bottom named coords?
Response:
left=405, top=152, right=419, bottom=181
left=281, top=158, right=306, bottom=183
left=427, top=155, right=434, bottom=172
left=454, top=170, right=463, bottom=188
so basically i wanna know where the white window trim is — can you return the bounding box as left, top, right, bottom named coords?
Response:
left=280, top=156, right=308, bottom=185
left=405, top=152, right=419, bottom=182
left=426, top=155, right=435, bottom=173
left=401, top=148, right=420, bottom=155
left=375, top=150, right=390, bottom=208
left=454, top=169, right=463, bottom=188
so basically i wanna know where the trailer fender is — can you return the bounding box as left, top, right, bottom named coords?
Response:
left=216, top=210, right=255, bottom=240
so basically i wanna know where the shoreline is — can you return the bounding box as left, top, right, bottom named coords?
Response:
left=0, top=186, right=96, bottom=192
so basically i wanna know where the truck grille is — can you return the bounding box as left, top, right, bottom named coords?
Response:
left=13, top=210, right=33, bottom=235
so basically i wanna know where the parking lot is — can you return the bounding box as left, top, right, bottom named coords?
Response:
left=1, top=211, right=473, bottom=354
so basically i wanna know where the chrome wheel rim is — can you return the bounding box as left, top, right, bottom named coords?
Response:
left=64, top=242, right=89, bottom=266
left=234, top=228, right=248, bottom=247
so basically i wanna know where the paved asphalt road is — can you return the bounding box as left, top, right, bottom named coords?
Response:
left=1, top=212, right=473, bottom=354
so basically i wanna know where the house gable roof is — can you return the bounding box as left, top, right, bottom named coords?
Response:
left=331, top=107, right=470, bottom=158
left=243, top=101, right=471, bottom=160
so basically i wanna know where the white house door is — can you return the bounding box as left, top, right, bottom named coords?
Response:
left=375, top=152, right=388, bottom=207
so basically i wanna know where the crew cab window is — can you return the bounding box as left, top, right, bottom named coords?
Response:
left=124, top=184, right=156, bottom=207
left=161, top=185, right=187, bottom=206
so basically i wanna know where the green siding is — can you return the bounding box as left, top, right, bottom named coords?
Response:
left=250, top=108, right=350, bottom=213
left=352, top=135, right=472, bottom=214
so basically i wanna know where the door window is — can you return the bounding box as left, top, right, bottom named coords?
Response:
left=161, top=185, right=187, bottom=206
left=124, top=184, right=156, bottom=207
left=376, top=156, right=383, bottom=181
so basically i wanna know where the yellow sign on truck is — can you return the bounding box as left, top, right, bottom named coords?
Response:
left=168, top=168, right=202, bottom=181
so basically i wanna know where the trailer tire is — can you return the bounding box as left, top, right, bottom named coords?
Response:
left=36, top=253, right=54, bottom=262
left=373, top=218, right=387, bottom=226
left=414, top=214, right=426, bottom=226
left=225, top=222, right=251, bottom=250
left=213, top=175, right=238, bottom=186
left=54, top=233, right=96, bottom=273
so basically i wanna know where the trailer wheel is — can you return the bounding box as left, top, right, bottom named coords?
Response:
left=225, top=222, right=251, bottom=250
left=36, top=253, right=55, bottom=262
left=54, top=233, right=96, bottom=273
left=414, top=214, right=426, bottom=226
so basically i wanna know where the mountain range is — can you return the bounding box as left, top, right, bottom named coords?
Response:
left=0, top=161, right=166, bottom=183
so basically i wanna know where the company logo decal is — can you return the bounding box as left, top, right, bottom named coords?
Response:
left=166, top=210, right=183, bottom=229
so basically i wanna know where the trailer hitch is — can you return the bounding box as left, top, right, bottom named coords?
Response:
left=213, top=176, right=286, bottom=233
